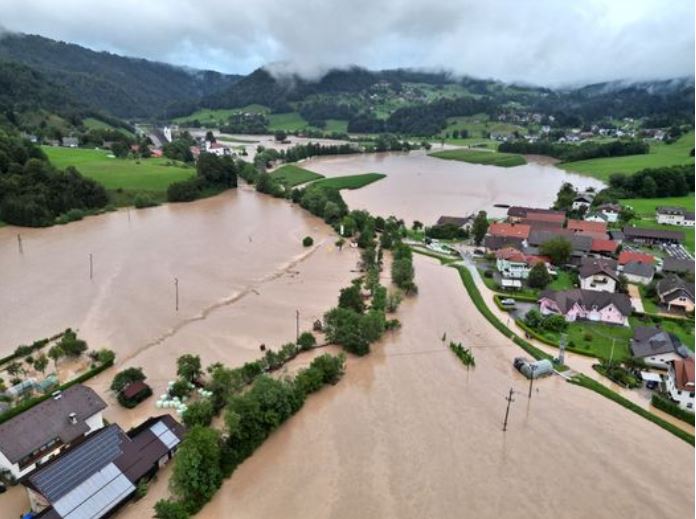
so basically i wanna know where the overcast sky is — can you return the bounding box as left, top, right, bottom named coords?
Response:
left=0, top=0, right=693, bottom=86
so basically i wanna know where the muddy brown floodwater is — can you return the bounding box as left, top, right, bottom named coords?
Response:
left=302, top=150, right=605, bottom=223
left=0, top=163, right=692, bottom=518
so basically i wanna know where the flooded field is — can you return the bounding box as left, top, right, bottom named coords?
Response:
left=0, top=158, right=692, bottom=519
left=302, top=150, right=605, bottom=224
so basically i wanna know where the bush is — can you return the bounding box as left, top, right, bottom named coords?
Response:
left=303, top=236, right=314, bottom=247
left=297, top=332, right=316, bottom=351
left=155, top=500, right=189, bottom=519
left=167, top=178, right=201, bottom=202
left=182, top=399, right=215, bottom=428
left=117, top=384, right=152, bottom=409
left=652, top=393, right=695, bottom=425
left=170, top=379, right=193, bottom=399
left=134, top=193, right=158, bottom=208
left=110, top=367, right=146, bottom=393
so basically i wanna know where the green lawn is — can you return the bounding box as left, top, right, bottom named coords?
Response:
left=268, top=112, right=310, bottom=132
left=561, top=131, right=695, bottom=181
left=638, top=286, right=661, bottom=314
left=310, top=173, right=386, bottom=190
left=173, top=105, right=271, bottom=125
left=544, top=322, right=634, bottom=361
left=548, top=270, right=576, bottom=291
left=83, top=118, right=135, bottom=137
left=324, top=119, right=349, bottom=133
left=271, top=164, right=324, bottom=187
left=622, top=194, right=694, bottom=218
left=43, top=147, right=194, bottom=199
left=428, top=149, right=526, bottom=167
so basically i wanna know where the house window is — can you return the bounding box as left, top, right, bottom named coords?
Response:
left=688, top=403, right=693, bottom=409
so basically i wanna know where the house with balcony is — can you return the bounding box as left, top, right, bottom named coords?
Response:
left=579, top=258, right=618, bottom=293
left=538, top=289, right=632, bottom=326
left=657, top=275, right=695, bottom=313
left=0, top=385, right=106, bottom=480
left=656, top=207, right=695, bottom=227
left=630, top=326, right=689, bottom=368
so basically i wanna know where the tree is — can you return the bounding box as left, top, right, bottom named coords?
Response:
left=182, top=399, right=215, bottom=428
left=553, top=182, right=577, bottom=211
left=154, top=500, right=189, bottom=519
left=540, top=237, right=572, bottom=266
left=48, top=345, right=64, bottom=368
left=471, top=211, right=489, bottom=246
left=303, top=236, right=314, bottom=247
left=110, top=367, right=146, bottom=392
left=205, top=130, right=216, bottom=143
left=639, top=176, right=657, bottom=198
left=391, top=258, right=415, bottom=292
left=6, top=361, right=23, bottom=377
left=297, top=332, right=317, bottom=351
left=58, top=329, right=88, bottom=357
left=619, top=206, right=636, bottom=224
left=412, top=220, right=423, bottom=231
left=527, top=262, right=551, bottom=289
left=171, top=426, right=222, bottom=512
left=111, top=141, right=129, bottom=158
left=34, top=353, right=49, bottom=374
left=274, top=131, right=287, bottom=142
left=338, top=283, right=365, bottom=313
left=177, top=354, right=202, bottom=383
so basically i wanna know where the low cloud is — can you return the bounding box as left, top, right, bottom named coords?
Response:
left=0, top=0, right=692, bottom=86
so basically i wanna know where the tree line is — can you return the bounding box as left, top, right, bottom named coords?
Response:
left=498, top=139, right=649, bottom=162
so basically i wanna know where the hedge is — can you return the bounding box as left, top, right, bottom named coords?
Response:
left=651, top=393, right=695, bottom=426
left=493, top=292, right=538, bottom=303
left=0, top=359, right=114, bottom=425
left=569, top=374, right=694, bottom=445
left=0, top=330, right=66, bottom=368
left=456, top=267, right=555, bottom=364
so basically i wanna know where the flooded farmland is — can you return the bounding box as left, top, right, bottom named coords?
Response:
left=302, top=150, right=605, bottom=223
left=0, top=157, right=692, bottom=519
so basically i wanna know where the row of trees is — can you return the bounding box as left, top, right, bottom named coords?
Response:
left=498, top=139, right=649, bottom=162
left=155, top=353, right=346, bottom=518
left=166, top=152, right=238, bottom=202
left=607, top=165, right=694, bottom=199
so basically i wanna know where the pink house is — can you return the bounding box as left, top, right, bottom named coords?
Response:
left=538, top=289, right=632, bottom=326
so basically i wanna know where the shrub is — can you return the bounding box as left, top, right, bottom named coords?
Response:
left=134, top=193, right=158, bottom=208
left=170, top=380, right=193, bottom=399
left=182, top=399, right=215, bottom=428
left=297, top=332, right=316, bottom=351
left=155, top=500, right=189, bottom=519
left=110, top=367, right=146, bottom=393
left=167, top=178, right=201, bottom=202
left=303, top=236, right=314, bottom=247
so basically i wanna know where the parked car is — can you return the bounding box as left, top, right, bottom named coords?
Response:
left=500, top=298, right=516, bottom=307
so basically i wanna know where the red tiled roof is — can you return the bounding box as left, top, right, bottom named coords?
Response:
left=488, top=222, right=531, bottom=240
left=591, top=239, right=619, bottom=253
left=524, top=212, right=566, bottom=224
left=673, top=358, right=695, bottom=391
left=618, top=251, right=655, bottom=265
left=567, top=219, right=608, bottom=234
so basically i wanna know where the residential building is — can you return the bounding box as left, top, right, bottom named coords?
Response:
left=622, top=262, right=655, bottom=285
left=656, top=207, right=695, bottom=227
left=23, top=415, right=184, bottom=518
left=618, top=250, right=655, bottom=267
left=205, top=140, right=232, bottom=157
left=527, top=229, right=593, bottom=264
left=593, top=203, right=621, bottom=223
left=630, top=326, right=688, bottom=368
left=608, top=230, right=625, bottom=243
left=567, top=219, right=608, bottom=237
left=506, top=207, right=565, bottom=223
left=0, top=385, right=106, bottom=480
left=662, top=257, right=695, bottom=276
left=666, top=358, right=695, bottom=411
left=623, top=226, right=684, bottom=245
left=538, top=289, right=632, bottom=325
left=435, top=215, right=474, bottom=231
left=495, top=247, right=548, bottom=280
left=482, top=235, right=524, bottom=252
left=521, top=211, right=566, bottom=228
left=61, top=137, right=79, bottom=148
left=657, top=274, right=695, bottom=313
left=488, top=222, right=531, bottom=241
left=584, top=212, right=609, bottom=224
left=572, top=192, right=595, bottom=211
left=579, top=258, right=618, bottom=293
left=590, top=238, right=619, bottom=256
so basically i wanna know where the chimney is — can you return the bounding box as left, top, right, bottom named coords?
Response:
left=68, top=412, right=77, bottom=425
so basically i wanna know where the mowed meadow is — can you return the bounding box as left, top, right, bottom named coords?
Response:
left=43, top=146, right=195, bottom=199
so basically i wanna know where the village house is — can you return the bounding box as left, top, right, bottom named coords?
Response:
left=487, top=222, right=531, bottom=241
left=584, top=212, right=610, bottom=224
left=622, top=261, right=655, bottom=285
left=506, top=206, right=565, bottom=224
left=0, top=385, right=106, bottom=480
left=630, top=326, right=689, bottom=369
left=623, top=226, right=684, bottom=245
left=618, top=250, right=655, bottom=268
left=656, top=274, right=695, bottom=313
left=482, top=235, right=525, bottom=252
left=205, top=140, right=232, bottom=157
left=656, top=207, right=695, bottom=227
left=661, top=257, right=695, bottom=276
left=23, top=415, right=185, bottom=518
left=665, top=358, right=695, bottom=411
left=61, top=137, right=79, bottom=148
left=567, top=219, right=608, bottom=240
left=538, top=289, right=632, bottom=326
left=520, top=211, right=566, bottom=228
left=590, top=238, right=619, bottom=256
left=578, top=258, right=618, bottom=293
left=572, top=191, right=595, bottom=211
left=495, top=247, right=549, bottom=281
left=435, top=215, right=474, bottom=232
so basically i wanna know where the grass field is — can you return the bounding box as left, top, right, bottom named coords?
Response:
left=561, top=131, right=695, bottom=181
left=43, top=147, right=194, bottom=200
left=268, top=112, right=310, bottom=131
left=543, top=321, right=634, bottom=361
left=324, top=119, right=349, bottom=133
left=271, top=164, right=324, bottom=186
left=174, top=105, right=270, bottom=125
left=621, top=194, right=694, bottom=217
left=440, top=113, right=527, bottom=141
left=428, top=148, right=527, bottom=167
left=310, top=173, right=386, bottom=190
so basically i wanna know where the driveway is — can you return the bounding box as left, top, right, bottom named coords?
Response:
left=627, top=284, right=645, bottom=313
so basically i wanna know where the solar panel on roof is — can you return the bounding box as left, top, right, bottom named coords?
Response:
left=31, top=426, right=125, bottom=502
left=149, top=421, right=180, bottom=450
left=52, top=462, right=135, bottom=519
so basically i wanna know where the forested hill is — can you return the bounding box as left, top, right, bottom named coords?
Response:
left=0, top=33, right=240, bottom=118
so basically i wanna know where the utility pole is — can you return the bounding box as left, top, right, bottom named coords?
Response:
left=17, top=234, right=23, bottom=254
left=503, top=387, right=515, bottom=432
left=528, top=364, right=537, bottom=399
left=295, top=310, right=300, bottom=342
left=174, top=277, right=179, bottom=312
left=89, top=253, right=93, bottom=280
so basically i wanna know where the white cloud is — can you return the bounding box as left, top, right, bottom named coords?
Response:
left=0, top=0, right=692, bottom=85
